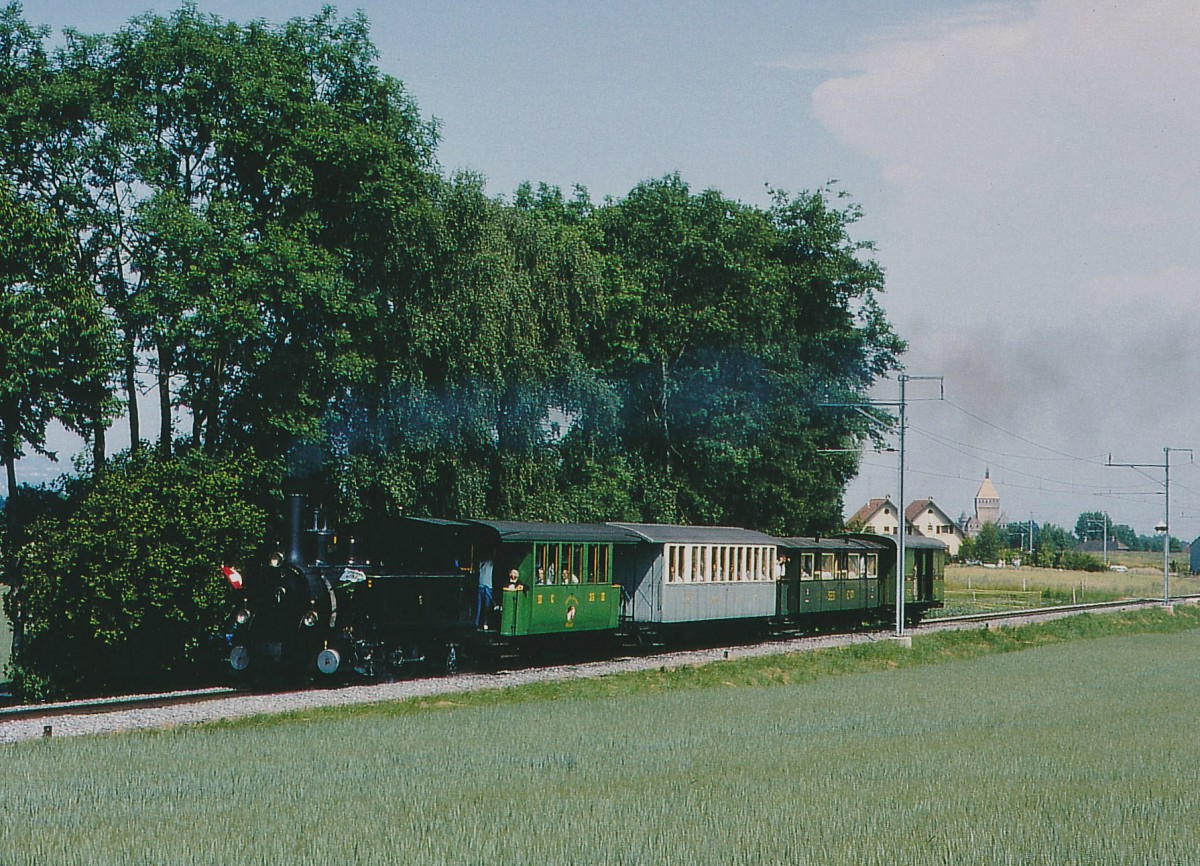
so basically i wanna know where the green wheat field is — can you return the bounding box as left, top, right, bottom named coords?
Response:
left=3, top=607, right=1200, bottom=865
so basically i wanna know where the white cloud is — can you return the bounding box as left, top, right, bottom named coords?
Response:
left=822, top=1, right=1200, bottom=534
left=811, top=0, right=1200, bottom=312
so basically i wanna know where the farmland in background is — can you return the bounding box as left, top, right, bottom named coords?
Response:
left=937, top=563, right=1200, bottom=617
left=3, top=610, right=1200, bottom=864
left=1104, top=548, right=1186, bottom=570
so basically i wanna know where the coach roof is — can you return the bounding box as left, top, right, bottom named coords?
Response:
left=467, top=520, right=643, bottom=544
left=610, top=523, right=781, bottom=546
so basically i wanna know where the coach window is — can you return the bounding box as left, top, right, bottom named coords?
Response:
left=847, top=554, right=861, bottom=580
left=800, top=553, right=815, bottom=580
left=734, top=546, right=745, bottom=581
left=666, top=544, right=679, bottom=583
left=574, top=545, right=585, bottom=583
left=820, top=553, right=835, bottom=580
left=865, top=554, right=878, bottom=578
left=583, top=542, right=597, bottom=582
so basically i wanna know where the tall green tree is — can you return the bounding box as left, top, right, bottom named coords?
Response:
left=0, top=5, right=122, bottom=469
left=592, top=176, right=902, bottom=532
left=0, top=183, right=113, bottom=646
left=1074, top=511, right=1113, bottom=543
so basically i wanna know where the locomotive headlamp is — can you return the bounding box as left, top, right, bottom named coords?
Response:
left=234, top=607, right=252, bottom=626
left=301, top=609, right=319, bottom=628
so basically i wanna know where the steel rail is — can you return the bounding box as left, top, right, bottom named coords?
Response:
left=923, top=594, right=1200, bottom=626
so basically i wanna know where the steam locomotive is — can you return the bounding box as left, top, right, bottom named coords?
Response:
left=222, top=494, right=945, bottom=680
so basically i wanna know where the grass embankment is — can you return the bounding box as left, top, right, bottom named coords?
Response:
left=939, top=563, right=1198, bottom=616
left=3, top=607, right=1200, bottom=865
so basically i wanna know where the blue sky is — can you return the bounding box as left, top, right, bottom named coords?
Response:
left=18, top=0, right=1200, bottom=537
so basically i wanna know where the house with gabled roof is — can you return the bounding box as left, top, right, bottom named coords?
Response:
left=847, top=496, right=964, bottom=556
left=905, top=498, right=965, bottom=556
left=847, top=497, right=902, bottom=537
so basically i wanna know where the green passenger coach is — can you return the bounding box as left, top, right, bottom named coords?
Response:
left=466, top=521, right=640, bottom=638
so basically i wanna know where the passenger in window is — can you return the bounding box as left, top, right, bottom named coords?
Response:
left=535, top=566, right=547, bottom=585
left=775, top=556, right=787, bottom=580
left=505, top=569, right=526, bottom=592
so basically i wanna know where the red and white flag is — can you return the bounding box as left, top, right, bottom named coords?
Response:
left=221, top=565, right=244, bottom=590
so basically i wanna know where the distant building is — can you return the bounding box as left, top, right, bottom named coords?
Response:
left=846, top=497, right=964, bottom=556
left=905, top=499, right=965, bottom=556
left=1079, top=539, right=1129, bottom=554
left=960, top=470, right=1006, bottom=538
left=847, top=498, right=902, bottom=536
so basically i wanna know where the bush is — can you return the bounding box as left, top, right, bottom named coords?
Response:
left=1060, top=550, right=1104, bottom=572
left=8, top=452, right=267, bottom=699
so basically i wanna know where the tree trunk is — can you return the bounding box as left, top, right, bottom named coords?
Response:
left=157, top=346, right=172, bottom=458
left=658, top=357, right=671, bottom=473
left=203, top=357, right=224, bottom=455
left=2, top=432, right=22, bottom=652
left=91, top=417, right=106, bottom=473
left=124, top=331, right=140, bottom=453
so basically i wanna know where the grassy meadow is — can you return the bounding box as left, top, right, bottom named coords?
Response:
left=3, top=607, right=1200, bottom=865
left=938, top=562, right=1199, bottom=616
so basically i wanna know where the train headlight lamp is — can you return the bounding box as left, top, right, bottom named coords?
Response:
left=301, top=609, right=319, bottom=628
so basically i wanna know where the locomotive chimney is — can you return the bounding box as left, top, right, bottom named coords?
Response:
left=286, top=493, right=305, bottom=566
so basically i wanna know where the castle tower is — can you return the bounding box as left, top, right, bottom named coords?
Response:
left=975, top=469, right=1001, bottom=526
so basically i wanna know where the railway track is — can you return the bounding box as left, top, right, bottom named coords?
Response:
left=0, top=686, right=241, bottom=723
left=922, top=593, right=1200, bottom=627
left=3, top=595, right=1197, bottom=739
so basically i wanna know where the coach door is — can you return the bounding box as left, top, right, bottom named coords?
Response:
left=913, top=549, right=934, bottom=601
